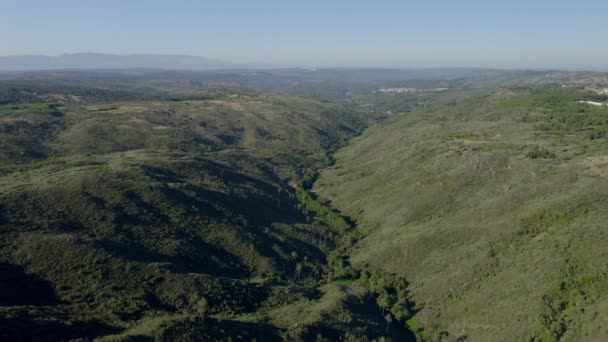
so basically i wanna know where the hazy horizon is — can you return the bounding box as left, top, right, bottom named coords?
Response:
left=0, top=52, right=605, bottom=72
left=2, top=1, right=608, bottom=70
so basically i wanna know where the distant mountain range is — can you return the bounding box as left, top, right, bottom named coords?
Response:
left=0, top=53, right=237, bottom=71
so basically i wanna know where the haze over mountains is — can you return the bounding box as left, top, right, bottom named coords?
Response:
left=2, top=53, right=606, bottom=74
left=0, top=53, right=236, bottom=71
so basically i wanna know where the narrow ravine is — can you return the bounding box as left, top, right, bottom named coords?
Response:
left=294, top=153, right=425, bottom=341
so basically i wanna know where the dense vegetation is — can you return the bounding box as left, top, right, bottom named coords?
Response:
left=3, top=69, right=608, bottom=341
left=317, top=84, right=608, bottom=340
left=0, top=71, right=423, bottom=341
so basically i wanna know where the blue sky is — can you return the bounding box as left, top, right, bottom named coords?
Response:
left=1, top=0, right=607, bottom=69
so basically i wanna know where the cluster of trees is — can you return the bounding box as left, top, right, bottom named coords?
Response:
left=526, top=145, right=556, bottom=159
left=295, top=165, right=426, bottom=338
left=326, top=253, right=358, bottom=280
left=586, top=128, right=608, bottom=141
left=529, top=88, right=608, bottom=141
left=299, top=169, right=318, bottom=191
left=359, top=268, right=424, bottom=337
left=0, top=81, right=221, bottom=105
left=187, top=293, right=210, bottom=321
left=48, top=103, right=64, bottom=117
left=296, top=170, right=353, bottom=234
left=0, top=85, right=40, bottom=104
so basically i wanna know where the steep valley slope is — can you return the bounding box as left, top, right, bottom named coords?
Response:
left=0, top=80, right=411, bottom=341
left=316, top=85, right=608, bottom=340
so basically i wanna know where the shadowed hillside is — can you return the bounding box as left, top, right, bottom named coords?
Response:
left=0, top=76, right=404, bottom=340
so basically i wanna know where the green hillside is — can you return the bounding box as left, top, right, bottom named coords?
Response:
left=4, top=70, right=608, bottom=341
left=0, top=80, right=410, bottom=341
left=316, top=85, right=608, bottom=340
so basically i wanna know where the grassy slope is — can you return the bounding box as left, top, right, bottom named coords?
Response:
left=317, top=87, right=608, bottom=340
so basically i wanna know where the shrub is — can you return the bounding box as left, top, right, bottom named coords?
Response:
left=526, top=145, right=556, bottom=159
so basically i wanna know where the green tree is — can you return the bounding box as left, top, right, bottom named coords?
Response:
left=193, top=296, right=209, bottom=321
left=295, top=262, right=303, bottom=280
left=377, top=289, right=391, bottom=315
left=391, top=300, right=412, bottom=321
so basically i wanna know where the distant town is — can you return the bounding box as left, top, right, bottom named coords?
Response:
left=378, top=87, right=449, bottom=94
